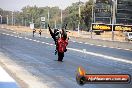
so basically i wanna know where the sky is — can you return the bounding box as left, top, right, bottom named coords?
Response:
left=0, top=0, right=88, bottom=11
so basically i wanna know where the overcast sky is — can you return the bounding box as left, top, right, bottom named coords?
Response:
left=0, top=0, right=88, bottom=11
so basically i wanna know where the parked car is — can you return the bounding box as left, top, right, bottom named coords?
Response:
left=124, top=32, right=132, bottom=41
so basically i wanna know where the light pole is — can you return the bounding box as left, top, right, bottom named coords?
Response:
left=14, top=16, right=16, bottom=26
left=78, top=0, right=81, bottom=35
left=48, top=7, right=50, bottom=25
left=0, top=15, right=2, bottom=24
left=12, top=12, right=14, bottom=26
left=25, top=19, right=26, bottom=27
left=6, top=15, right=9, bottom=25
left=91, top=0, right=95, bottom=39
left=47, top=6, right=50, bottom=33
left=112, top=0, right=116, bottom=40
left=13, top=12, right=16, bottom=26
left=22, top=17, right=24, bottom=26
left=115, top=0, right=117, bottom=24
left=91, top=1, right=94, bottom=23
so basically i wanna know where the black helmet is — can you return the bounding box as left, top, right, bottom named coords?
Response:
left=54, top=29, right=59, bottom=33
left=54, top=29, right=60, bottom=38
left=54, top=29, right=59, bottom=35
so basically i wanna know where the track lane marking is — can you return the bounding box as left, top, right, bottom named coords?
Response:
left=18, top=36, right=23, bottom=39
left=67, top=48, right=132, bottom=64
left=71, top=40, right=132, bottom=51
left=28, top=39, right=32, bottom=41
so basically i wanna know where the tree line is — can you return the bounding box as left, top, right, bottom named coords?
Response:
left=0, top=0, right=93, bottom=31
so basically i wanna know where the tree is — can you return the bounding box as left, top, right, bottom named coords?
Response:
left=81, top=0, right=93, bottom=31
left=63, top=2, right=85, bottom=30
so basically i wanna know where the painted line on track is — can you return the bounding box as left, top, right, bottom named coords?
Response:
left=13, top=32, right=16, bottom=34
left=6, top=34, right=9, bottom=35
left=18, top=37, right=23, bottom=39
left=36, top=41, right=40, bottom=43
left=67, top=48, right=132, bottom=64
left=28, top=39, right=32, bottom=41
left=33, top=40, right=37, bottom=42
left=2, top=33, right=5, bottom=35
left=70, top=40, right=132, bottom=51
left=10, top=34, right=14, bottom=36
left=14, top=36, right=18, bottom=38
left=41, top=42, right=45, bottom=44
left=79, top=42, right=83, bottom=44
left=25, top=37, right=29, bottom=40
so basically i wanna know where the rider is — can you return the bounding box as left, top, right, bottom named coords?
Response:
left=48, top=24, right=68, bottom=61
left=39, top=29, right=42, bottom=37
left=33, top=28, right=36, bottom=37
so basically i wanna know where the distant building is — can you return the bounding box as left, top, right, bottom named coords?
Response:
left=116, top=0, right=132, bottom=25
